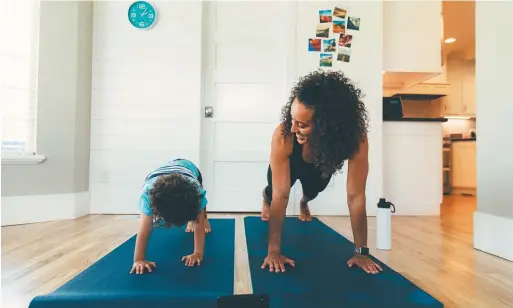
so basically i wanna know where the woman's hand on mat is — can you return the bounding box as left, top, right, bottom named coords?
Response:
left=347, top=255, right=382, bottom=274
left=261, top=252, right=295, bottom=272
left=130, top=260, right=156, bottom=274
left=182, top=253, right=203, bottom=267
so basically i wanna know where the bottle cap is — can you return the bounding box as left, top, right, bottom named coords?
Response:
left=378, top=198, right=396, bottom=213
left=378, top=198, right=388, bottom=208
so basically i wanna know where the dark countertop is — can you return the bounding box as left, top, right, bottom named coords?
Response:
left=451, top=137, right=476, bottom=142
left=384, top=117, right=448, bottom=122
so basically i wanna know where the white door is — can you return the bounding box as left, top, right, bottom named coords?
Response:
left=200, top=1, right=297, bottom=213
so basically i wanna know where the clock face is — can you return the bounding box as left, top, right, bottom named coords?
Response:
left=128, top=1, right=157, bottom=29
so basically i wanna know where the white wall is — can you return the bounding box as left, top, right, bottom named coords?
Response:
left=474, top=1, right=513, bottom=261
left=2, top=1, right=93, bottom=226
left=89, top=1, right=203, bottom=214
left=85, top=0, right=384, bottom=216
left=88, top=1, right=383, bottom=215
left=294, top=1, right=383, bottom=215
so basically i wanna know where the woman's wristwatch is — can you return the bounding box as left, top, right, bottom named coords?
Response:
left=354, top=246, right=369, bottom=256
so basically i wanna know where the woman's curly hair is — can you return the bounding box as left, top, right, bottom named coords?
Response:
left=149, top=174, right=202, bottom=228
left=281, top=69, right=369, bottom=178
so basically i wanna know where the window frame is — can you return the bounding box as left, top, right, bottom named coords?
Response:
left=1, top=0, right=45, bottom=165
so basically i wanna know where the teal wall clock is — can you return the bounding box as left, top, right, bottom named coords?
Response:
left=128, top=1, right=157, bottom=29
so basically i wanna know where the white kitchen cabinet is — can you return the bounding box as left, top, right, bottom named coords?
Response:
left=442, top=81, right=463, bottom=115
left=383, top=121, right=444, bottom=215
left=440, top=58, right=476, bottom=117
left=461, top=83, right=476, bottom=115
left=461, top=61, right=476, bottom=115
left=383, top=1, right=442, bottom=88
left=451, top=141, right=476, bottom=189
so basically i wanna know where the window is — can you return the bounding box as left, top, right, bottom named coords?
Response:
left=1, top=0, right=44, bottom=163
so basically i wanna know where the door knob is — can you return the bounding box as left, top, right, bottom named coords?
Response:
left=205, top=106, right=213, bottom=118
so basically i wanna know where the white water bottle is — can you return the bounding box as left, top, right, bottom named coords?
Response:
left=376, top=198, right=395, bottom=251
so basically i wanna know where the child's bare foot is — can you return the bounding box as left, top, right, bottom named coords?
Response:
left=186, top=221, right=194, bottom=232
left=299, top=201, right=312, bottom=222
left=204, top=219, right=211, bottom=233
left=261, top=199, right=270, bottom=221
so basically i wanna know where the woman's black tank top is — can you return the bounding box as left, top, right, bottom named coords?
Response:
left=289, top=134, right=322, bottom=178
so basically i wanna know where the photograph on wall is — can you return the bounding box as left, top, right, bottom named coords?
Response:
left=320, top=53, right=333, bottom=67
left=333, top=20, right=346, bottom=34
left=316, top=24, right=330, bottom=38
left=338, top=33, right=352, bottom=48
left=333, top=7, right=347, bottom=20
left=337, top=48, right=351, bottom=63
left=319, top=9, right=332, bottom=23
left=323, top=38, right=336, bottom=52
left=347, top=17, right=360, bottom=31
left=308, top=38, right=321, bottom=51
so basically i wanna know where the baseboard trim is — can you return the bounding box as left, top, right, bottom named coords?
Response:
left=1, top=192, right=90, bottom=226
left=474, top=210, right=513, bottom=262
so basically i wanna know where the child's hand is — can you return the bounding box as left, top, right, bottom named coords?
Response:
left=130, top=260, right=156, bottom=274
left=181, top=253, right=203, bottom=267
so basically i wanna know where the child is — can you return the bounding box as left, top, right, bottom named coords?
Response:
left=130, top=158, right=211, bottom=274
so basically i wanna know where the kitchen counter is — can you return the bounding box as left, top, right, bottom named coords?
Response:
left=384, top=117, right=448, bottom=122
left=383, top=121, right=443, bottom=215
left=451, top=137, right=476, bottom=142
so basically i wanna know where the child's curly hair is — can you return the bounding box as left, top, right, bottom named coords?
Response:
left=281, top=69, right=369, bottom=178
left=149, top=174, right=202, bottom=228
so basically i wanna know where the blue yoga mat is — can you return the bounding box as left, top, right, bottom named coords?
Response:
left=244, top=216, right=443, bottom=308
left=29, top=218, right=235, bottom=308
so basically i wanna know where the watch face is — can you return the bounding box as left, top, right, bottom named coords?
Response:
left=128, top=1, right=157, bottom=29
left=355, top=247, right=369, bottom=255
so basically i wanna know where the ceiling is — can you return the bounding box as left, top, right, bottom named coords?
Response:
left=442, top=0, right=475, bottom=60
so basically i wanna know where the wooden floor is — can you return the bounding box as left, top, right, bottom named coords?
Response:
left=2, top=195, right=513, bottom=308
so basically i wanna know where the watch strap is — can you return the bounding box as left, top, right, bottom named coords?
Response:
left=354, top=247, right=369, bottom=255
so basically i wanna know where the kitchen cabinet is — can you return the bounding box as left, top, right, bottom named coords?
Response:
left=383, top=1, right=443, bottom=89
left=383, top=121, right=444, bottom=215
left=441, top=58, right=476, bottom=117
left=451, top=141, right=476, bottom=189
left=442, top=81, right=463, bottom=115
left=461, top=61, right=476, bottom=115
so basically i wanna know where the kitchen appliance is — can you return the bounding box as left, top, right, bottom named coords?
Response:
left=469, top=128, right=476, bottom=138
left=383, top=97, right=403, bottom=120
left=390, top=82, right=449, bottom=100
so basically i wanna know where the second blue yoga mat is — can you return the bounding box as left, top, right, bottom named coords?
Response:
left=29, top=218, right=235, bottom=308
left=244, top=216, right=443, bottom=308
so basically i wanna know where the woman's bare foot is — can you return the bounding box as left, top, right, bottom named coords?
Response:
left=204, top=219, right=211, bottom=233
left=299, top=200, right=312, bottom=222
left=185, top=220, right=212, bottom=233
left=261, top=199, right=270, bottom=221
left=186, top=221, right=194, bottom=232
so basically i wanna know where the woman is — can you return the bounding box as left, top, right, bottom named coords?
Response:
left=260, top=70, right=382, bottom=275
